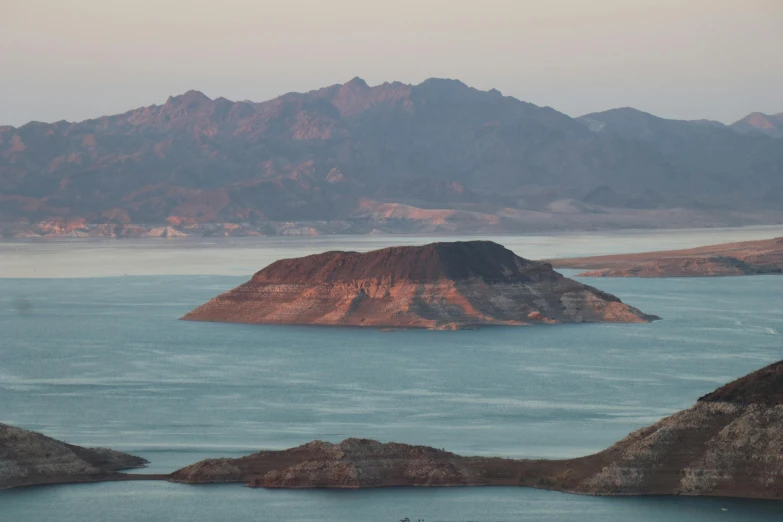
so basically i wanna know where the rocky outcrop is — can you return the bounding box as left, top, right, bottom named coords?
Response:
left=551, top=237, right=783, bottom=277
left=0, top=423, right=149, bottom=489
left=171, top=360, right=783, bottom=499
left=170, top=438, right=571, bottom=489
left=181, top=241, right=657, bottom=329
left=170, top=439, right=499, bottom=488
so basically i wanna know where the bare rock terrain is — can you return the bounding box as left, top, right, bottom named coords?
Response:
left=574, top=361, right=783, bottom=498
left=181, top=241, right=657, bottom=329
left=0, top=423, right=149, bottom=489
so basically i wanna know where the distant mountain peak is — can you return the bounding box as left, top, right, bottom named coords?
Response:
left=730, top=111, right=783, bottom=138
left=608, top=106, right=650, bottom=114
left=166, top=90, right=212, bottom=106
left=419, top=77, right=470, bottom=90
left=344, top=77, right=369, bottom=89
left=582, top=107, right=663, bottom=121
left=744, top=112, right=776, bottom=127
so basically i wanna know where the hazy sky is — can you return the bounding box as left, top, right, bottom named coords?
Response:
left=2, top=0, right=781, bottom=127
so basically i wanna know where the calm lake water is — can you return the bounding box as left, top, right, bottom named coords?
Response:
left=1, top=229, right=782, bottom=521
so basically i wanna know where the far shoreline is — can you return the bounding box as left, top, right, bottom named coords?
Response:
left=3, top=222, right=783, bottom=242
left=3, top=224, right=783, bottom=279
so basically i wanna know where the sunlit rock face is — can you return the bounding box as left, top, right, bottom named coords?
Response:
left=181, top=241, right=657, bottom=329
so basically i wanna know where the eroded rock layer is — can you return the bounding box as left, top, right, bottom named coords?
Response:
left=0, top=423, right=148, bottom=490
left=576, top=361, right=783, bottom=498
left=182, top=241, right=657, bottom=329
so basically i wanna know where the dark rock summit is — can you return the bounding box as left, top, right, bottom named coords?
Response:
left=699, top=360, right=783, bottom=406
left=256, top=241, right=558, bottom=283
left=182, top=241, right=657, bottom=329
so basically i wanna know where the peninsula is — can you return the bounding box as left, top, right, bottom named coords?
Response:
left=171, top=359, right=783, bottom=499
left=550, top=236, right=783, bottom=277
left=0, top=423, right=153, bottom=490
left=181, top=241, right=657, bottom=329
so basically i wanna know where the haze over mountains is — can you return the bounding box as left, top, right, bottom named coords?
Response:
left=1, top=78, right=781, bottom=237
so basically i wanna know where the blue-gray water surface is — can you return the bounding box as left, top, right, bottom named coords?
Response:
left=1, top=235, right=782, bottom=521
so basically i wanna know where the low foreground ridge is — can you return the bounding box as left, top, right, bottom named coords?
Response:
left=169, top=359, right=783, bottom=499
left=4, top=360, right=781, bottom=498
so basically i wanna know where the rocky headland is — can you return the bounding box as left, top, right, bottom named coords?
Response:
left=171, top=360, right=783, bottom=499
left=181, top=241, right=657, bottom=329
left=550, top=236, right=783, bottom=277
left=0, top=423, right=152, bottom=490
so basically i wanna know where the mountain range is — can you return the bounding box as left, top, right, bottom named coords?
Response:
left=1, top=78, right=781, bottom=237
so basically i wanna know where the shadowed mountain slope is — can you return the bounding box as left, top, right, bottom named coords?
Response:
left=1, top=79, right=781, bottom=235
left=579, top=108, right=783, bottom=199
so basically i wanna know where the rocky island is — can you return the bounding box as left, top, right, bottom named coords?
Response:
left=181, top=241, right=657, bottom=329
left=550, top=236, right=783, bottom=277
left=0, top=423, right=152, bottom=490
left=171, top=360, right=783, bottom=499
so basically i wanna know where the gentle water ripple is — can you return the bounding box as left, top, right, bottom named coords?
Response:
left=1, top=235, right=782, bottom=520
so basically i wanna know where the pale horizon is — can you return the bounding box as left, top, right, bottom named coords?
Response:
left=2, top=0, right=782, bottom=127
